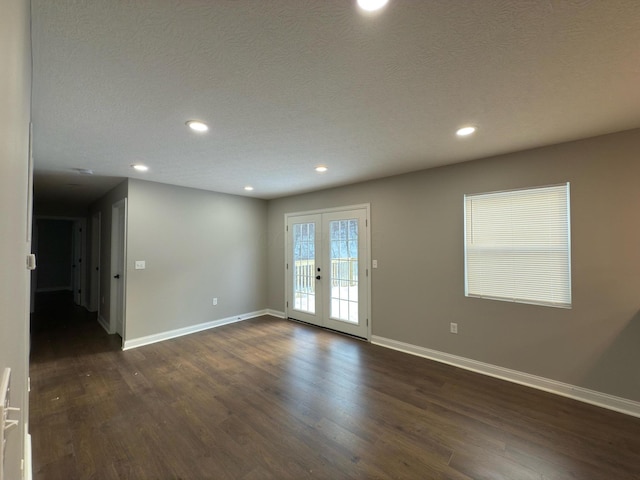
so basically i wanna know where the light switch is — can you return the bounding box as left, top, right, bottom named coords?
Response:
left=135, top=260, right=146, bottom=270
left=372, top=259, right=378, bottom=269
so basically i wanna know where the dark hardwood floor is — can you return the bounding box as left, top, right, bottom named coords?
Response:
left=30, top=294, right=640, bottom=479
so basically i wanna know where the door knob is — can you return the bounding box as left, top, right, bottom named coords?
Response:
left=316, top=275, right=321, bottom=280
left=114, top=274, right=120, bottom=279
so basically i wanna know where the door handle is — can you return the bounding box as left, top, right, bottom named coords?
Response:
left=114, top=274, right=120, bottom=279
left=316, top=275, right=321, bottom=280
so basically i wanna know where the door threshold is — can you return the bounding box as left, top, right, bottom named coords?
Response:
left=286, top=317, right=368, bottom=342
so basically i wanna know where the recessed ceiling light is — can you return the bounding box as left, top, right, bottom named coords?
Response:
left=73, top=168, right=94, bottom=175
left=357, top=0, right=389, bottom=12
left=244, top=186, right=254, bottom=191
left=186, top=120, right=209, bottom=132
left=132, top=164, right=149, bottom=172
left=456, top=126, right=477, bottom=137
left=315, top=166, right=328, bottom=173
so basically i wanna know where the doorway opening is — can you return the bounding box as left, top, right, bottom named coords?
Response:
left=285, top=205, right=371, bottom=340
left=30, top=217, right=88, bottom=331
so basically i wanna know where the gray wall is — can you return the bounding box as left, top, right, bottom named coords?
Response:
left=267, top=128, right=640, bottom=402
left=0, top=0, right=31, bottom=477
left=124, top=179, right=268, bottom=340
left=89, top=179, right=129, bottom=328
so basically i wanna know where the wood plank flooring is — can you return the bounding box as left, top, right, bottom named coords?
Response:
left=30, top=295, right=640, bottom=479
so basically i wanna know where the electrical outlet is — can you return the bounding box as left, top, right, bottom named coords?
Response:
left=213, top=297, right=218, bottom=306
left=450, top=322, right=458, bottom=334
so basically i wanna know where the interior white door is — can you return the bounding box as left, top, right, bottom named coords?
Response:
left=286, top=207, right=369, bottom=339
left=110, top=199, right=126, bottom=338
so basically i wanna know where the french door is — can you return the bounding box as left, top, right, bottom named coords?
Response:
left=285, top=206, right=370, bottom=339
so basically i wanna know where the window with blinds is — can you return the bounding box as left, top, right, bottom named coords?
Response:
left=464, top=183, right=571, bottom=308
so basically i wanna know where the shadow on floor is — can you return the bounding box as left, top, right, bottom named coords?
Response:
left=30, top=291, right=121, bottom=361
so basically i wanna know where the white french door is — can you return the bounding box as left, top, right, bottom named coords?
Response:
left=286, top=206, right=370, bottom=339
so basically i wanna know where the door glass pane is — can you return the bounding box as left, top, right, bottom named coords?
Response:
left=293, top=222, right=315, bottom=313
left=329, top=219, right=358, bottom=323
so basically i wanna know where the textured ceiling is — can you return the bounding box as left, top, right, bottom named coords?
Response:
left=31, top=0, right=640, bottom=205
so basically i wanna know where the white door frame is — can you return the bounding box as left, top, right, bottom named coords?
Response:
left=71, top=219, right=87, bottom=306
left=110, top=199, right=127, bottom=341
left=30, top=220, right=38, bottom=313
left=89, top=212, right=101, bottom=313
left=284, top=204, right=372, bottom=340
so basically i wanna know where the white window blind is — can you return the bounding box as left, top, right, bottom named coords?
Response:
left=464, top=183, right=571, bottom=308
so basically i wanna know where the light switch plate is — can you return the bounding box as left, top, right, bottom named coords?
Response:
left=135, top=260, right=146, bottom=270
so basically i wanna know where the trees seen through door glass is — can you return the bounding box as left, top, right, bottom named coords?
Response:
left=329, top=219, right=359, bottom=323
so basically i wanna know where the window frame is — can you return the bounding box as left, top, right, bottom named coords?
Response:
left=463, top=183, right=572, bottom=309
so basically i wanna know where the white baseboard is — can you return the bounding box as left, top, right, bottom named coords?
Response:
left=97, top=315, right=111, bottom=334
left=371, top=335, right=640, bottom=419
left=122, top=309, right=271, bottom=350
left=266, top=309, right=285, bottom=318
left=23, top=426, right=31, bottom=480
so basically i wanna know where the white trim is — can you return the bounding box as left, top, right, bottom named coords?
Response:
left=26, top=123, right=33, bottom=242
left=24, top=430, right=31, bottom=480
left=371, top=335, right=640, bottom=419
left=285, top=203, right=371, bottom=217
left=97, top=315, right=110, bottom=334
left=122, top=310, right=271, bottom=350
left=89, top=212, right=101, bottom=314
left=266, top=309, right=286, bottom=318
